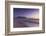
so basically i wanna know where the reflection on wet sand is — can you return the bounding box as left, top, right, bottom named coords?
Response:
left=13, top=16, right=39, bottom=28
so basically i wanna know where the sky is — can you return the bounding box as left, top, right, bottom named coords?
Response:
left=13, top=8, right=39, bottom=19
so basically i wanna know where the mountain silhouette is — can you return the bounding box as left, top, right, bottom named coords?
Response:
left=16, top=16, right=26, bottom=19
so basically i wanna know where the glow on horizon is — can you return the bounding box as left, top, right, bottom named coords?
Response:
left=25, top=11, right=39, bottom=19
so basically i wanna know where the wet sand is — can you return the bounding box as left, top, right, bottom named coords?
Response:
left=13, top=18, right=39, bottom=28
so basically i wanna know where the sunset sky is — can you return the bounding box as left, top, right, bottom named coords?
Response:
left=13, top=8, right=39, bottom=19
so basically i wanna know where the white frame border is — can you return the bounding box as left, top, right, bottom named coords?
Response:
left=10, top=5, right=42, bottom=32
